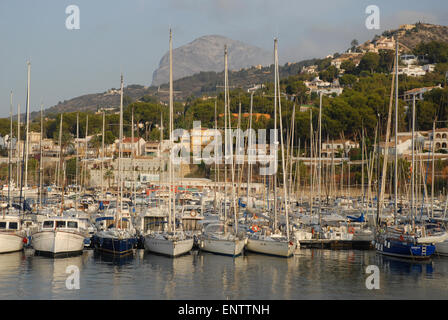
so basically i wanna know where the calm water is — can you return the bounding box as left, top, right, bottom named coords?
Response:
left=0, top=248, right=447, bottom=299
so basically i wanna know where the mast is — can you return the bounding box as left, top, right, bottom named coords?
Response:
left=273, top=39, right=278, bottom=231
left=8, top=92, right=12, bottom=209
left=84, top=115, right=89, bottom=192
left=24, top=61, right=31, bottom=200
left=168, top=29, right=174, bottom=233
left=118, top=74, right=124, bottom=227
left=75, top=113, right=79, bottom=210
left=214, top=99, right=218, bottom=213
left=394, top=36, right=399, bottom=223
left=131, top=106, right=136, bottom=214
left=224, top=45, right=228, bottom=228
left=309, top=109, right=313, bottom=215
left=39, top=102, right=43, bottom=210
left=318, top=92, right=322, bottom=232
left=247, top=93, right=254, bottom=210
left=275, top=38, right=290, bottom=241
left=58, top=114, right=64, bottom=215
left=431, top=119, right=436, bottom=219
left=101, top=112, right=105, bottom=198
left=411, top=95, right=416, bottom=229
left=16, top=103, right=20, bottom=188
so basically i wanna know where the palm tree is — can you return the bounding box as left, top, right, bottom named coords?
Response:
left=104, top=169, right=114, bottom=189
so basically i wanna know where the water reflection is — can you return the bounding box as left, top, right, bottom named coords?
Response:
left=0, top=248, right=447, bottom=299
left=93, top=250, right=134, bottom=266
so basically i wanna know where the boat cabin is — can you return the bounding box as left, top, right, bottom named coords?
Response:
left=0, top=216, right=21, bottom=231
left=40, top=217, right=81, bottom=231
left=95, top=216, right=130, bottom=231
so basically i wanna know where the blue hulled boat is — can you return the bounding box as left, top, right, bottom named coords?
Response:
left=375, top=226, right=435, bottom=260
left=93, top=216, right=137, bottom=255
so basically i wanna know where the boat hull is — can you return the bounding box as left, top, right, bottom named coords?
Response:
left=0, top=233, right=24, bottom=254
left=375, top=239, right=435, bottom=260
left=200, top=238, right=245, bottom=257
left=92, top=235, right=136, bottom=256
left=144, top=236, right=193, bottom=257
left=246, top=238, right=296, bottom=257
left=32, top=231, right=85, bottom=257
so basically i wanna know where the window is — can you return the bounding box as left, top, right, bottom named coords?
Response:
left=8, top=222, right=18, bottom=230
left=43, top=221, right=54, bottom=228
left=56, top=221, right=66, bottom=228
left=0, top=222, right=6, bottom=229
left=67, top=221, right=78, bottom=228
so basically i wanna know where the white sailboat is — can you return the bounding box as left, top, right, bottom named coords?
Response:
left=199, top=45, right=246, bottom=257
left=144, top=29, right=193, bottom=257
left=246, top=39, right=296, bottom=257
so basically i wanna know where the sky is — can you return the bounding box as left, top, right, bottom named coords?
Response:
left=1, top=0, right=447, bottom=117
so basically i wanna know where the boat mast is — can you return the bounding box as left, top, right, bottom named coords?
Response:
left=75, top=113, right=79, bottom=211
left=246, top=93, right=254, bottom=210
left=24, top=62, right=31, bottom=203
left=394, top=37, right=399, bottom=224
left=8, top=91, right=12, bottom=209
left=214, top=99, right=218, bottom=213
left=101, top=111, right=105, bottom=198
left=118, top=74, right=124, bottom=227
left=131, top=106, right=136, bottom=214
left=58, top=114, right=64, bottom=215
left=431, top=119, right=436, bottom=219
left=273, top=39, right=278, bottom=231
left=411, top=95, right=416, bottom=230
left=84, top=115, right=89, bottom=192
left=224, top=45, right=228, bottom=229
left=16, top=103, right=20, bottom=188
left=275, top=38, right=290, bottom=241
left=39, top=102, right=43, bottom=211
left=318, top=92, right=322, bottom=233
left=168, top=29, right=174, bottom=233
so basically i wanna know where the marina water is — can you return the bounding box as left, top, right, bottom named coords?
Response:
left=1, top=248, right=447, bottom=299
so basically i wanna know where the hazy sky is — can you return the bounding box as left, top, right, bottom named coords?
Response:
left=1, top=0, right=447, bottom=117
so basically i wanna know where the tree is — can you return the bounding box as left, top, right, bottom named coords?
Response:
left=104, top=169, right=114, bottom=188
left=340, top=60, right=356, bottom=74
left=339, top=74, right=357, bottom=87
left=414, top=41, right=448, bottom=64
left=357, top=53, right=380, bottom=74
left=319, top=65, right=339, bottom=82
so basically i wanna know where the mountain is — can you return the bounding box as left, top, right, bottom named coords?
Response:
left=151, top=35, right=272, bottom=86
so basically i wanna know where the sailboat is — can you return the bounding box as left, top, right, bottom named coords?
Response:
left=144, top=29, right=194, bottom=257
left=92, top=74, right=137, bottom=256
left=0, top=90, right=27, bottom=254
left=199, top=45, right=246, bottom=257
left=374, top=38, right=435, bottom=259
left=32, top=113, right=88, bottom=257
left=246, top=39, right=296, bottom=257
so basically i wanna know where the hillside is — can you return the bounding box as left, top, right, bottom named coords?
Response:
left=39, top=23, right=448, bottom=119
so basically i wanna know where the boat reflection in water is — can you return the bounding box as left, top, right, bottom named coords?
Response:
left=29, top=251, right=86, bottom=299
left=375, top=254, right=434, bottom=275
left=93, top=250, right=134, bottom=266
